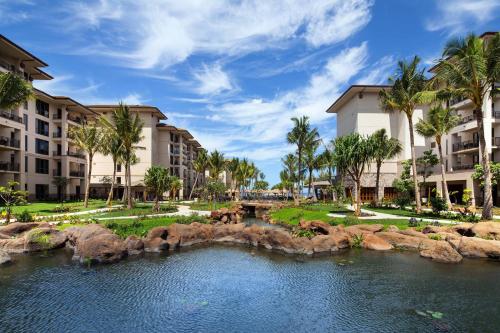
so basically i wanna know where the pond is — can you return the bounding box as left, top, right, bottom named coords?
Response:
left=0, top=243, right=499, bottom=332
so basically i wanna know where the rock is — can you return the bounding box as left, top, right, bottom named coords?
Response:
left=451, top=223, right=476, bottom=237
left=398, top=229, right=428, bottom=239
left=64, top=224, right=112, bottom=248
left=0, top=250, right=11, bottom=265
left=125, top=235, right=144, bottom=255
left=448, top=237, right=500, bottom=259
left=213, top=223, right=244, bottom=242
left=220, top=215, right=228, bottom=224
left=237, top=224, right=265, bottom=246
left=144, top=227, right=170, bottom=252
left=419, top=241, right=462, bottom=263
left=24, top=228, right=67, bottom=252
left=352, top=224, right=384, bottom=233
left=260, top=229, right=297, bottom=253
left=75, top=233, right=127, bottom=264
left=0, top=222, right=39, bottom=237
left=0, top=238, right=26, bottom=253
left=219, top=207, right=229, bottom=215
left=311, top=233, right=350, bottom=253
left=386, top=225, right=399, bottom=232
left=0, top=232, right=10, bottom=239
left=170, top=223, right=214, bottom=247
left=376, top=231, right=435, bottom=250
left=361, top=234, right=393, bottom=251
left=471, top=222, right=500, bottom=240
left=299, top=220, right=333, bottom=235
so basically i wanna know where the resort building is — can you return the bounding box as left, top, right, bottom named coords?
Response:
left=0, top=34, right=93, bottom=200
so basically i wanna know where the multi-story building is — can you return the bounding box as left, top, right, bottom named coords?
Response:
left=0, top=35, right=93, bottom=200
left=89, top=107, right=204, bottom=200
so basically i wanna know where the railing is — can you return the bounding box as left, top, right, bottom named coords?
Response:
left=0, top=136, right=20, bottom=148
left=53, top=132, right=62, bottom=138
left=53, top=114, right=62, bottom=120
left=67, top=151, right=86, bottom=159
left=53, top=150, right=62, bottom=157
left=452, top=140, right=479, bottom=152
left=0, top=162, right=20, bottom=172
left=67, top=115, right=83, bottom=124
left=53, top=169, right=62, bottom=177
left=453, top=164, right=473, bottom=171
left=0, top=110, right=23, bottom=123
left=458, top=114, right=475, bottom=125
left=69, top=171, right=85, bottom=177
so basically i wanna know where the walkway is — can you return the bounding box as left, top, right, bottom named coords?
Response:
left=93, top=205, right=211, bottom=221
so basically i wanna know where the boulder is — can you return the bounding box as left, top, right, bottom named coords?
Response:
left=64, top=224, right=112, bottom=248
left=299, top=220, right=332, bottom=235
left=24, top=228, right=67, bottom=252
left=292, top=237, right=314, bottom=255
left=448, top=237, right=500, bottom=259
left=471, top=222, right=500, bottom=240
left=386, top=225, right=400, bottom=232
left=259, top=229, right=297, bottom=253
left=0, top=250, right=11, bottom=265
left=361, top=234, right=393, bottom=251
left=451, top=223, right=476, bottom=237
left=125, top=235, right=144, bottom=255
left=237, top=224, right=265, bottom=246
left=351, top=224, right=384, bottom=233
left=144, top=227, right=170, bottom=252
left=75, top=233, right=127, bottom=264
left=0, top=222, right=39, bottom=237
left=398, top=229, right=428, bottom=239
left=419, top=241, right=462, bottom=263
left=213, top=223, right=244, bottom=241
left=0, top=237, right=26, bottom=253
left=376, top=231, right=435, bottom=250
left=170, top=223, right=214, bottom=247
left=311, top=233, right=350, bottom=253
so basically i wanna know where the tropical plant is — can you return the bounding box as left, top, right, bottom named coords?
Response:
left=333, top=133, right=374, bottom=216
left=0, top=72, right=33, bottom=110
left=281, top=153, right=299, bottom=204
left=393, top=160, right=414, bottom=209
left=52, top=176, right=69, bottom=203
left=189, top=149, right=209, bottom=200
left=226, top=157, right=240, bottom=200
left=100, top=126, right=124, bottom=206
left=416, top=149, right=439, bottom=206
left=303, top=138, right=321, bottom=201
left=287, top=116, right=319, bottom=197
left=369, top=128, right=402, bottom=206
left=208, top=150, right=225, bottom=181
left=379, top=56, right=433, bottom=213
left=144, top=165, right=172, bottom=212
left=319, top=145, right=336, bottom=201
left=205, top=179, right=226, bottom=210
left=416, top=105, right=459, bottom=209
left=472, top=162, right=500, bottom=187
left=0, top=181, right=27, bottom=223
left=236, top=158, right=255, bottom=199
left=169, top=176, right=182, bottom=200
left=432, top=32, right=500, bottom=219
left=69, top=122, right=105, bottom=207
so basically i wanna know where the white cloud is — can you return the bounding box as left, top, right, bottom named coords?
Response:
left=59, top=0, right=374, bottom=69
left=193, top=63, right=234, bottom=95
left=425, top=0, right=500, bottom=35
left=356, top=55, right=395, bottom=84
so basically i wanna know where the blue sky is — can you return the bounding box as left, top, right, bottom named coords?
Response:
left=1, top=0, right=499, bottom=185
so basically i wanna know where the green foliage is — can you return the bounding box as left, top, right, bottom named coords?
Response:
left=408, top=217, right=420, bottom=228
left=351, top=234, right=364, bottom=248
left=144, top=165, right=172, bottom=211
left=16, top=209, right=34, bottom=222
left=254, top=180, right=269, bottom=191
left=52, top=205, right=72, bottom=213
left=393, top=160, right=413, bottom=208
left=472, top=162, right=500, bottom=187
left=0, top=71, right=33, bottom=109
left=343, top=215, right=359, bottom=226
left=430, top=196, right=447, bottom=214
left=428, top=234, right=442, bottom=241
left=417, top=149, right=439, bottom=181
left=173, top=214, right=209, bottom=225
left=0, top=181, right=28, bottom=223
left=293, top=228, right=315, bottom=238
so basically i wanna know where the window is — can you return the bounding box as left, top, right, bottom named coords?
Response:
left=35, top=184, right=49, bottom=200
left=117, top=177, right=122, bottom=184
left=35, top=139, right=49, bottom=155
left=23, top=101, right=28, bottom=110
left=24, top=135, right=27, bottom=151
left=431, top=142, right=436, bottom=148
left=36, top=99, right=49, bottom=117
left=23, top=114, right=28, bottom=131
left=35, top=158, right=49, bottom=174
left=25, top=156, right=28, bottom=172
left=24, top=184, right=27, bottom=191
left=116, top=164, right=122, bottom=172
left=36, top=119, right=49, bottom=136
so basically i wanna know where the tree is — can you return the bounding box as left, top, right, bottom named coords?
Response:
left=433, top=32, right=500, bottom=219
left=169, top=176, right=182, bottom=200
left=144, top=166, right=172, bottom=212
left=99, top=126, right=124, bottom=206
left=379, top=56, right=433, bottom=213
left=208, top=150, right=225, bottom=181
left=226, top=157, right=240, bottom=200
left=0, top=181, right=27, bottom=223
left=319, top=145, right=336, bottom=201
left=281, top=153, right=299, bottom=204
left=189, top=149, right=208, bottom=200
left=416, top=105, right=459, bottom=209
left=69, top=122, right=105, bottom=208
left=333, top=133, right=374, bottom=216
left=0, top=72, right=33, bottom=110
left=303, top=138, right=321, bottom=201
left=393, top=160, right=414, bottom=209
left=416, top=149, right=439, bottom=206
left=472, top=162, right=500, bottom=187
left=102, top=103, right=144, bottom=209
left=369, top=129, right=402, bottom=206
left=52, top=176, right=69, bottom=203
left=206, top=180, right=226, bottom=210
left=287, top=116, right=319, bottom=197
left=236, top=158, right=254, bottom=200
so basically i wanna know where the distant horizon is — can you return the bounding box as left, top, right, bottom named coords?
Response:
left=2, top=0, right=499, bottom=184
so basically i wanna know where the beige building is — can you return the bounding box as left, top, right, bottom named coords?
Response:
left=89, top=107, right=204, bottom=200
left=0, top=34, right=93, bottom=200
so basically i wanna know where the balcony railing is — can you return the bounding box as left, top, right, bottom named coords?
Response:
left=0, top=162, right=20, bottom=172
left=67, top=151, right=86, bottom=159
left=452, top=140, right=479, bottom=152
left=0, top=110, right=23, bottom=123
left=67, top=115, right=83, bottom=124
left=53, top=132, right=62, bottom=138
left=0, top=136, right=20, bottom=148
left=53, top=150, right=62, bottom=157
left=53, top=169, right=62, bottom=176
left=453, top=164, right=474, bottom=171
left=53, top=113, right=62, bottom=120
left=69, top=171, right=85, bottom=177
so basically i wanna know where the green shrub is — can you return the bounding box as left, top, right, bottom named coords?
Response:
left=428, top=234, right=442, bottom=241
left=351, top=234, right=364, bottom=248
left=343, top=215, right=359, bottom=226
left=16, top=209, right=34, bottom=222
left=52, top=205, right=72, bottom=213
left=408, top=217, right=419, bottom=228
left=430, top=197, right=447, bottom=214
left=293, top=228, right=315, bottom=238
left=174, top=214, right=209, bottom=224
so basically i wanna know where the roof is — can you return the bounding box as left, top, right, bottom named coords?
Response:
left=156, top=123, right=201, bottom=147
left=325, top=85, right=390, bottom=114
left=34, top=88, right=96, bottom=115
left=88, top=105, right=167, bottom=120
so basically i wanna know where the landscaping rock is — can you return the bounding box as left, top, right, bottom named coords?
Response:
left=448, top=237, right=500, bottom=259
left=0, top=222, right=39, bottom=237
left=213, top=223, right=245, bottom=242
left=451, top=223, right=476, bottom=237
left=361, top=234, right=393, bottom=251
left=24, top=228, right=67, bottom=252
left=386, top=225, right=399, bottom=232
left=125, top=235, right=144, bottom=255
left=259, top=228, right=296, bottom=253
left=64, top=224, right=112, bottom=248
left=75, top=233, right=127, bottom=264
left=419, top=241, right=462, bottom=263
left=144, top=227, right=170, bottom=252
left=471, top=222, right=500, bottom=240
left=0, top=250, right=11, bottom=265
left=352, top=224, right=384, bottom=233
left=0, top=238, right=26, bottom=253
left=298, top=220, right=332, bottom=235
left=376, top=231, right=435, bottom=250
left=311, top=233, right=350, bottom=253
left=170, top=223, right=214, bottom=246
left=398, top=229, right=428, bottom=239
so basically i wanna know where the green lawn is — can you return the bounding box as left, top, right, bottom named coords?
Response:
left=12, top=199, right=109, bottom=216
left=84, top=203, right=178, bottom=219
left=187, top=201, right=233, bottom=211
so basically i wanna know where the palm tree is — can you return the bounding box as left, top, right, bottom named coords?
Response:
left=236, top=158, right=253, bottom=199
left=416, top=106, right=459, bottom=209
left=319, top=145, right=336, bottom=201
left=99, top=127, right=124, bottom=206
left=52, top=176, right=69, bottom=203
left=102, top=103, right=144, bottom=209
left=379, top=56, right=432, bottom=213
left=0, top=72, right=33, bottom=110
left=287, top=116, right=319, bottom=197
left=208, top=150, right=225, bottom=181
left=333, top=133, right=374, bottom=216
left=169, top=176, right=182, bottom=200
left=369, top=129, right=402, bottom=206
left=226, top=157, right=240, bottom=200
left=303, top=139, right=320, bottom=200
left=188, top=149, right=208, bottom=200
left=433, top=32, right=500, bottom=219
left=144, top=165, right=172, bottom=212
left=282, top=153, right=299, bottom=204
left=69, top=122, right=105, bottom=208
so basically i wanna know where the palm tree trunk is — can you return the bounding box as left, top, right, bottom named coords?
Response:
left=437, top=142, right=452, bottom=209
left=307, top=169, right=312, bottom=196
left=106, top=159, right=116, bottom=206
left=127, top=162, right=132, bottom=209
left=408, top=115, right=422, bottom=213
left=122, top=165, right=128, bottom=202
left=477, top=109, right=493, bottom=219
left=84, top=154, right=93, bottom=208
left=355, top=178, right=361, bottom=216
left=188, top=172, right=199, bottom=200
left=298, top=148, right=302, bottom=198
left=375, top=161, right=381, bottom=207
left=154, top=193, right=159, bottom=212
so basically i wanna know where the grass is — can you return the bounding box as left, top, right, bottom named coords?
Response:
left=84, top=203, right=178, bottom=219
left=11, top=199, right=109, bottom=216
left=187, top=201, right=233, bottom=211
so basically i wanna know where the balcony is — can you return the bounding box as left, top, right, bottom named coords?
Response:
left=53, top=169, right=62, bottom=177
left=0, top=110, right=23, bottom=123
left=53, top=150, right=62, bottom=157
left=69, top=170, right=85, bottom=178
left=67, top=115, right=83, bottom=124
left=453, top=164, right=474, bottom=171
left=67, top=151, right=86, bottom=159
left=452, top=140, right=479, bottom=152
left=53, top=132, right=62, bottom=139
left=0, top=136, right=20, bottom=149
left=0, top=162, right=20, bottom=172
